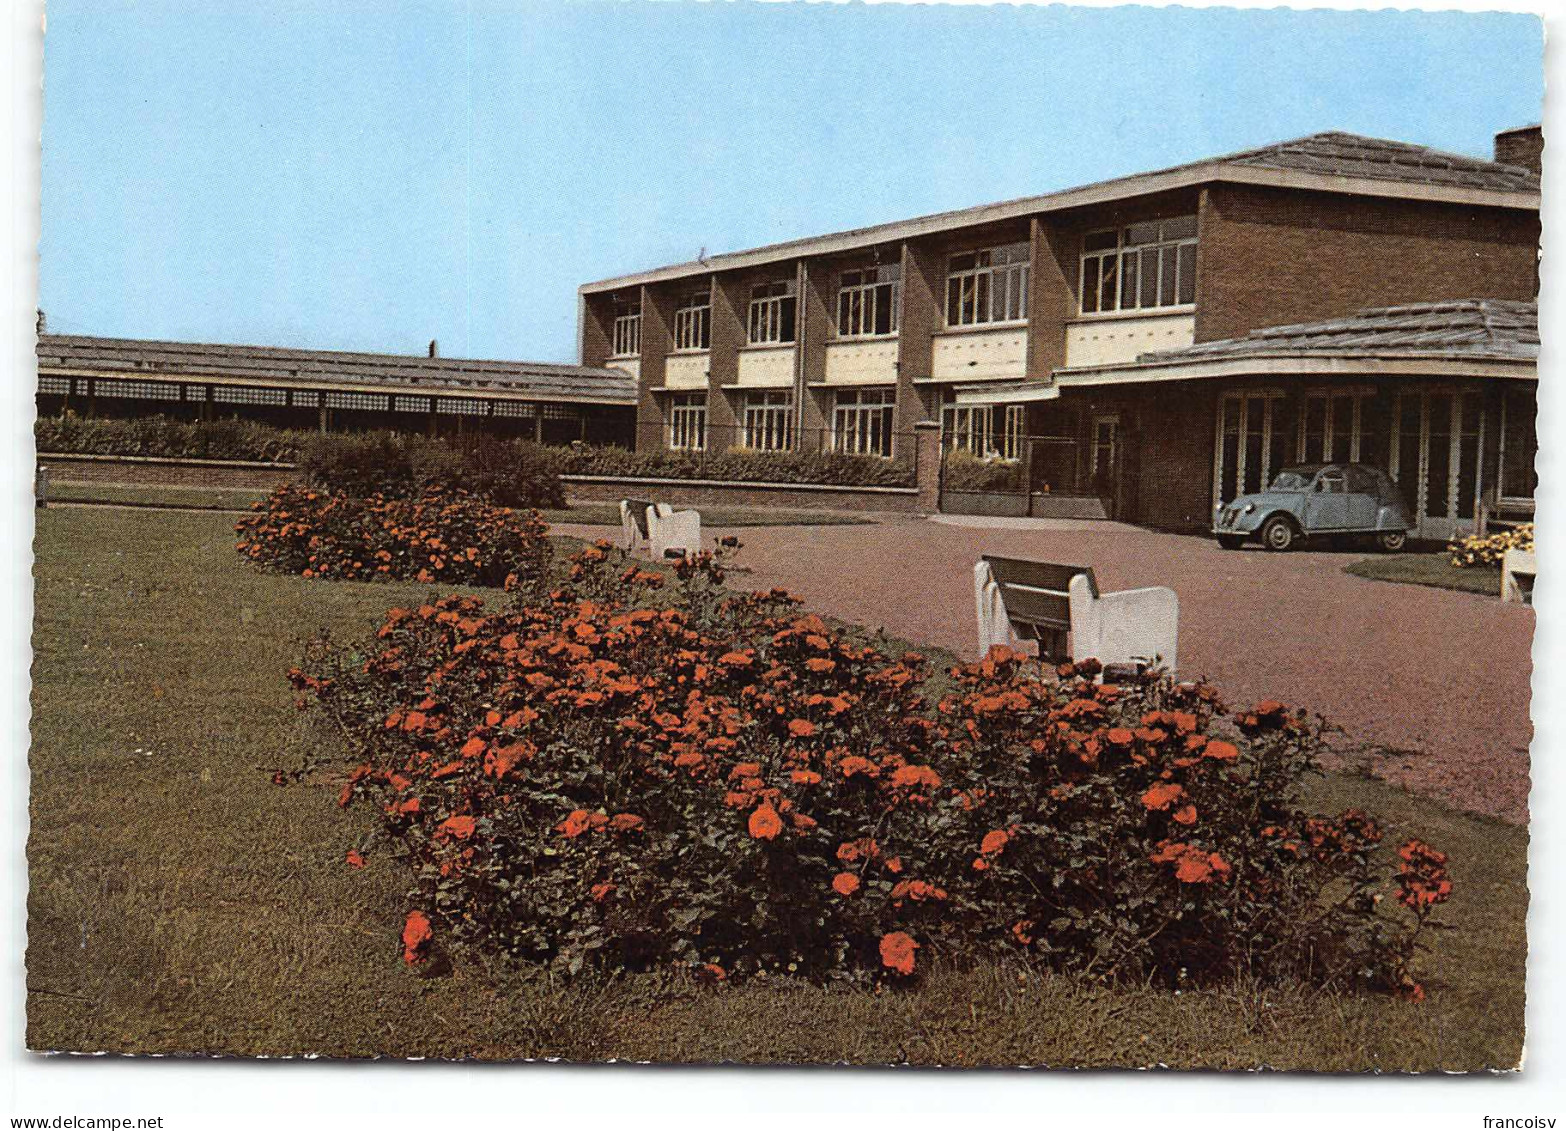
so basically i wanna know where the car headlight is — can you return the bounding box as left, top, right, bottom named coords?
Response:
left=1241, top=502, right=1255, bottom=514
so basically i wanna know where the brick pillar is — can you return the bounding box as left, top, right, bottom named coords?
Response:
left=898, top=238, right=944, bottom=434
left=914, top=419, right=942, bottom=514
left=710, top=272, right=746, bottom=448
left=1028, top=216, right=1075, bottom=379
left=798, top=260, right=831, bottom=452
left=640, top=283, right=674, bottom=451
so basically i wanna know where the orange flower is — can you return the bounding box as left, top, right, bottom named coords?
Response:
left=437, top=815, right=477, bottom=840
left=556, top=809, right=593, bottom=838
left=1173, top=804, right=1198, bottom=826
left=1011, top=919, right=1035, bottom=946
left=805, top=658, right=836, bottom=674
left=459, top=736, right=486, bottom=759
left=879, top=931, right=919, bottom=976
left=345, top=849, right=366, bottom=869
left=790, top=769, right=822, bottom=785
left=609, top=813, right=644, bottom=833
left=748, top=802, right=783, bottom=840
left=1203, top=739, right=1239, bottom=761
left=1106, top=727, right=1135, bottom=746
left=401, top=910, right=433, bottom=964
left=980, top=829, right=1010, bottom=856
left=1141, top=782, right=1185, bottom=811
left=883, top=855, right=903, bottom=874
left=832, top=872, right=861, bottom=896
left=787, top=719, right=816, bottom=738
left=590, top=881, right=616, bottom=902
left=889, top=764, right=942, bottom=791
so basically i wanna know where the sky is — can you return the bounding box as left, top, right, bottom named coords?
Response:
left=38, top=0, right=1544, bottom=365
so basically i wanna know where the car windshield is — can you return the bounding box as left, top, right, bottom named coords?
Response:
left=1269, top=467, right=1321, bottom=491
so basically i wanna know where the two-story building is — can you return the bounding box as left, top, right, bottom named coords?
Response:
left=578, top=128, right=1540, bottom=537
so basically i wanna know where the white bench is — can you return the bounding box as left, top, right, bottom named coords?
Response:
left=1502, top=547, right=1536, bottom=605
left=974, top=555, right=1178, bottom=673
left=619, top=499, right=702, bottom=560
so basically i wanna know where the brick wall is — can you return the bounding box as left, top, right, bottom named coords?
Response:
left=39, top=454, right=297, bottom=492
left=1195, top=184, right=1539, bottom=343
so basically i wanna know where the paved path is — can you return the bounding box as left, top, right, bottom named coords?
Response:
left=566, top=515, right=1533, bottom=824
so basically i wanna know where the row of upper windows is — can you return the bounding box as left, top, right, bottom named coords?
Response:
left=607, top=217, right=1196, bottom=355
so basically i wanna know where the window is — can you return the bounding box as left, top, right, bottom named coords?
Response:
left=292, top=390, right=322, bottom=408
left=832, top=387, right=895, bottom=457
left=1079, top=216, right=1197, bottom=315
left=324, top=391, right=390, bottom=411
left=669, top=393, right=707, bottom=451
left=212, top=386, right=288, bottom=406
left=37, top=376, right=70, bottom=395
left=747, top=280, right=797, bottom=345
left=837, top=263, right=901, bottom=338
left=437, top=398, right=488, bottom=416
left=743, top=390, right=793, bottom=451
left=940, top=403, right=994, bottom=456
left=612, top=296, right=642, bottom=357
left=673, top=290, right=711, bottom=352
left=394, top=395, right=433, bottom=414
left=1002, top=404, right=1026, bottom=461
left=492, top=401, right=536, bottom=419
left=946, top=242, right=1030, bottom=327
left=94, top=379, right=181, bottom=402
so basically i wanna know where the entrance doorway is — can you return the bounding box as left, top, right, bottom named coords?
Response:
left=1391, top=388, right=1486, bottom=542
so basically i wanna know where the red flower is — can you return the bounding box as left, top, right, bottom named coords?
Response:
left=831, top=872, right=861, bottom=896
left=590, top=881, right=616, bottom=902
left=748, top=802, right=783, bottom=840
left=401, top=910, right=433, bottom=964
left=787, top=719, right=816, bottom=738
left=879, top=931, right=919, bottom=976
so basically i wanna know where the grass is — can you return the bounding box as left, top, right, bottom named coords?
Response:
left=43, top=482, right=875, bottom=527
left=1344, top=552, right=1503, bottom=597
left=27, top=507, right=1525, bottom=1067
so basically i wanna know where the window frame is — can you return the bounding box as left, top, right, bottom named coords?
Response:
left=672, top=290, right=712, bottom=352
left=742, top=389, right=794, bottom=451
left=836, top=263, right=902, bottom=339
left=945, top=242, right=1031, bottom=329
left=668, top=392, right=708, bottom=451
left=747, top=280, right=798, bottom=346
left=611, top=296, right=642, bottom=358
left=831, top=387, right=896, bottom=458
left=1078, top=216, right=1198, bottom=317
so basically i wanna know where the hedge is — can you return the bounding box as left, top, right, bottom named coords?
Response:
left=35, top=415, right=308, bottom=464
left=554, top=445, right=916, bottom=488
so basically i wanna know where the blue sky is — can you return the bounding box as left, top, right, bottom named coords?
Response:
left=39, top=0, right=1543, bottom=364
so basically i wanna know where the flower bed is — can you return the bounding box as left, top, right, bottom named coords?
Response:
left=292, top=542, right=1449, bottom=996
left=236, top=484, right=550, bottom=588
left=1448, top=523, right=1534, bottom=568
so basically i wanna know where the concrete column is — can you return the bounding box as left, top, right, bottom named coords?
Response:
left=913, top=420, right=943, bottom=514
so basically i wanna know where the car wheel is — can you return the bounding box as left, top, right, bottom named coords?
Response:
left=1377, top=530, right=1408, bottom=553
left=1216, top=534, right=1244, bottom=550
left=1261, top=516, right=1297, bottom=552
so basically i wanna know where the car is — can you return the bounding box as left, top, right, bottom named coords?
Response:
left=1213, top=463, right=1414, bottom=552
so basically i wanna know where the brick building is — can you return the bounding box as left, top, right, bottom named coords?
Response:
left=36, top=334, right=637, bottom=446
left=577, top=128, right=1540, bottom=535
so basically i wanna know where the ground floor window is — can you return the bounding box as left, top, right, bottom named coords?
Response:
left=833, top=388, right=895, bottom=457
left=1391, top=387, right=1486, bottom=523
left=940, top=403, right=993, bottom=456
left=1001, top=405, right=1026, bottom=461
left=1215, top=390, right=1290, bottom=502
left=743, top=390, right=793, bottom=451
left=1498, top=386, right=1537, bottom=500
left=669, top=393, right=707, bottom=452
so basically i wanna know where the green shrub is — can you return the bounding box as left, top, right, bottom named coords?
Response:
left=294, top=542, right=1449, bottom=998
left=555, top=444, right=915, bottom=488
left=35, top=414, right=307, bottom=463
left=298, top=432, right=566, bottom=508
left=941, top=449, right=1025, bottom=493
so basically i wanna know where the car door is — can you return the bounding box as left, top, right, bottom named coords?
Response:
left=1343, top=466, right=1380, bottom=529
left=1304, top=467, right=1350, bottom=532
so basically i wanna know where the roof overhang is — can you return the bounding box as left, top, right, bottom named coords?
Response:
left=952, top=381, right=1061, bottom=406
left=1054, top=352, right=1538, bottom=388
left=38, top=363, right=637, bottom=407
left=580, top=164, right=1539, bottom=295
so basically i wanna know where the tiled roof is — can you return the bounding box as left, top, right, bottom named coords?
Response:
left=36, top=334, right=637, bottom=405
left=583, top=130, right=1539, bottom=292
left=1219, top=132, right=1540, bottom=193
left=1141, top=300, right=1539, bottom=365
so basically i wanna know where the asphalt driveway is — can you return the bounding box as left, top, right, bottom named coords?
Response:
left=567, top=514, right=1534, bottom=824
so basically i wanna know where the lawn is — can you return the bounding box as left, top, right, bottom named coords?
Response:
left=43, top=482, right=876, bottom=527
left=1344, top=552, right=1503, bottom=597
left=27, top=507, right=1526, bottom=1067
